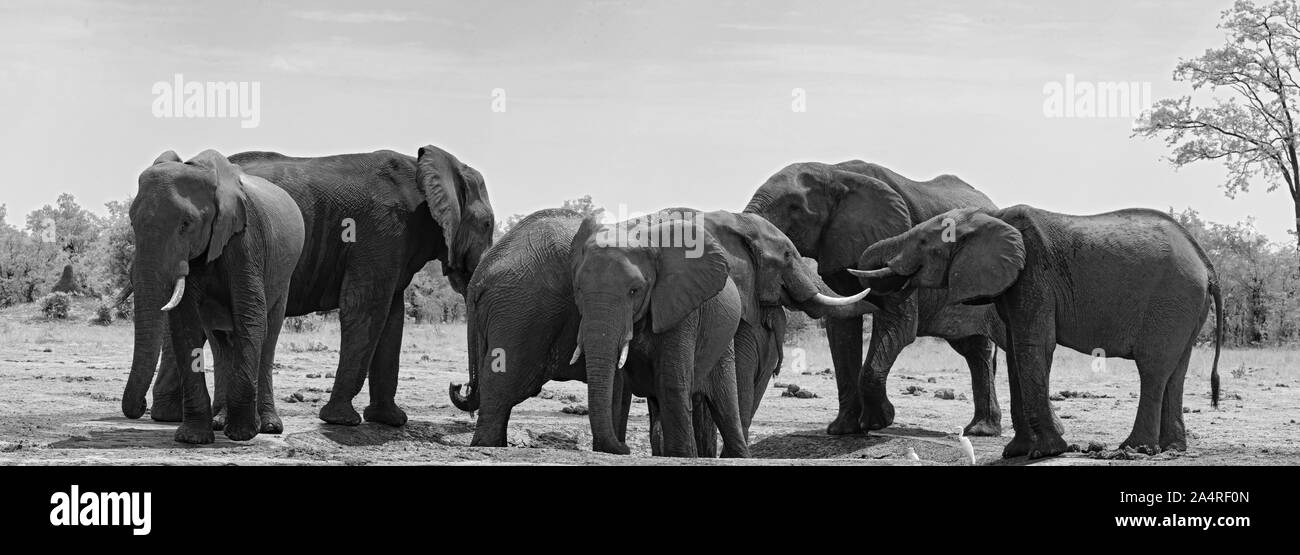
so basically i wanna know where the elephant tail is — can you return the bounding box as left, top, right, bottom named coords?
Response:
left=1209, top=278, right=1222, bottom=410
left=450, top=292, right=483, bottom=412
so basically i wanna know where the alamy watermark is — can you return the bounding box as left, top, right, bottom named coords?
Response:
left=1042, top=74, right=1151, bottom=119
left=592, top=205, right=706, bottom=258
left=152, top=74, right=261, bottom=128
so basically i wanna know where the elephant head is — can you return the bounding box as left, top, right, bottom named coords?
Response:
left=744, top=161, right=911, bottom=275
left=852, top=208, right=1025, bottom=305
left=122, top=149, right=252, bottom=418
left=568, top=216, right=730, bottom=454
left=416, top=145, right=493, bottom=295
left=700, top=210, right=875, bottom=319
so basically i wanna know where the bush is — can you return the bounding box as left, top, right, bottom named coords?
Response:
left=90, top=303, right=112, bottom=325
left=114, top=294, right=133, bottom=321
left=40, top=292, right=72, bottom=319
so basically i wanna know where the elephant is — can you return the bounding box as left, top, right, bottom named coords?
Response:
left=124, top=145, right=495, bottom=430
left=853, top=205, right=1223, bottom=458
left=125, top=150, right=305, bottom=443
left=744, top=161, right=1007, bottom=437
left=568, top=216, right=747, bottom=457
left=451, top=208, right=872, bottom=453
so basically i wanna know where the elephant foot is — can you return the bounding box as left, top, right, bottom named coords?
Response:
left=149, top=397, right=183, bottom=422
left=963, top=415, right=1002, bottom=437
left=1159, top=439, right=1187, bottom=452
left=593, top=439, right=631, bottom=455
left=826, top=412, right=863, bottom=435
left=211, top=407, right=227, bottom=431
left=223, top=411, right=260, bottom=441
left=1028, top=435, right=1069, bottom=460
left=363, top=402, right=408, bottom=427
left=123, top=397, right=147, bottom=420
left=1001, top=433, right=1035, bottom=458
left=259, top=410, right=283, bottom=434
left=319, top=400, right=361, bottom=426
left=174, top=422, right=215, bottom=444
left=1119, top=436, right=1162, bottom=456
left=859, top=397, right=895, bottom=431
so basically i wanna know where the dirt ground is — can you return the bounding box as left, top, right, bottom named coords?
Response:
left=1, top=299, right=1297, bottom=466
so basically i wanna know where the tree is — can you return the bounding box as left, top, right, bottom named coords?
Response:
left=24, top=193, right=102, bottom=269
left=88, top=197, right=135, bottom=296
left=1135, top=0, right=1300, bottom=249
left=561, top=195, right=605, bottom=221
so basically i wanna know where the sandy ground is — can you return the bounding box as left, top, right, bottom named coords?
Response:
left=1, top=299, right=1298, bottom=466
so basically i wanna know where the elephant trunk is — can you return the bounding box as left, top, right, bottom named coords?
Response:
left=450, top=298, right=482, bottom=412
left=580, top=318, right=630, bottom=455
left=122, top=276, right=170, bottom=419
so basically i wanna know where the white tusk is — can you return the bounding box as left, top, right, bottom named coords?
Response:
left=570, top=344, right=583, bottom=365
left=618, top=342, right=629, bottom=369
left=159, top=277, right=186, bottom=312
left=847, top=267, right=895, bottom=280
left=811, top=288, right=871, bottom=307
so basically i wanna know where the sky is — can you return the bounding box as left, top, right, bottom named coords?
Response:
left=1, top=0, right=1293, bottom=241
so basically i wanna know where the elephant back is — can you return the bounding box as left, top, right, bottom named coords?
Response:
left=833, top=160, right=997, bottom=223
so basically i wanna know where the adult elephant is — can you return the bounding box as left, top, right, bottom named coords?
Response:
left=744, top=161, right=1006, bottom=437
left=854, top=206, right=1222, bottom=458
left=125, top=145, right=495, bottom=428
left=451, top=208, right=871, bottom=450
left=126, top=150, right=304, bottom=443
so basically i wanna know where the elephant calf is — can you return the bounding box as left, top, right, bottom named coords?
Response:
left=854, top=205, right=1222, bottom=459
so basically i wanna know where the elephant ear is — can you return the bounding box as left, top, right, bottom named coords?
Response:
left=152, top=150, right=181, bottom=165
left=819, top=169, right=912, bottom=274
left=416, top=145, right=465, bottom=261
left=185, top=150, right=247, bottom=264
left=948, top=212, right=1025, bottom=304
left=649, top=222, right=730, bottom=333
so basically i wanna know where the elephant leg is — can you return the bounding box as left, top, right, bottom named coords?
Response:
left=656, top=320, right=700, bottom=458
left=1158, top=344, right=1193, bottom=452
left=209, top=331, right=232, bottom=431
left=1122, top=355, right=1171, bottom=454
left=647, top=397, right=663, bottom=456
left=705, top=346, right=748, bottom=458
left=948, top=336, right=1002, bottom=437
left=256, top=295, right=287, bottom=434
left=732, top=323, right=760, bottom=436
left=169, top=297, right=214, bottom=444
left=321, top=276, right=395, bottom=426
left=150, top=320, right=184, bottom=422
left=824, top=314, right=864, bottom=435
left=858, top=296, right=917, bottom=432
left=1001, top=343, right=1033, bottom=456
left=363, top=293, right=409, bottom=427
left=997, top=301, right=1065, bottom=459
left=692, top=397, right=718, bottom=458
left=224, top=270, right=270, bottom=442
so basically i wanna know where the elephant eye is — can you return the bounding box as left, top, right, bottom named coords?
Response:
left=179, top=221, right=190, bottom=234
left=629, top=287, right=639, bottom=297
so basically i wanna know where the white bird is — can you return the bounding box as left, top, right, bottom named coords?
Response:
left=906, top=447, right=920, bottom=461
left=956, top=427, right=977, bottom=465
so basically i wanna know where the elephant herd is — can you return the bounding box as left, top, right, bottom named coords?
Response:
left=122, top=146, right=1222, bottom=460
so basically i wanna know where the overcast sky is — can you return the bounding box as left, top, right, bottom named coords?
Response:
left=2, top=0, right=1290, bottom=241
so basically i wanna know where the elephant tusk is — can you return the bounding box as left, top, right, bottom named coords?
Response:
left=847, top=267, right=895, bottom=280
left=570, top=344, right=583, bottom=365
left=160, top=277, right=186, bottom=312
left=618, top=342, right=629, bottom=369
left=811, top=288, right=871, bottom=307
